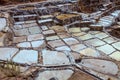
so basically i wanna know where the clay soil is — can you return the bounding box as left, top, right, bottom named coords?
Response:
left=109, top=28, right=120, bottom=38
left=68, top=71, right=96, bottom=80
left=56, top=14, right=80, bottom=20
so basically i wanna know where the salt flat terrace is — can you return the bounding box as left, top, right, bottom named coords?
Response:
left=0, top=0, right=120, bottom=80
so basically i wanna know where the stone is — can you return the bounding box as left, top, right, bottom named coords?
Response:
left=85, top=38, right=106, bottom=47
left=0, top=18, right=6, bottom=31
left=70, top=44, right=87, bottom=53
left=80, top=59, right=119, bottom=75
left=42, top=50, right=70, bottom=65
left=14, top=28, right=29, bottom=36
left=12, top=50, right=38, bottom=64
left=79, top=34, right=94, bottom=41
left=112, top=42, right=120, bottom=50
left=27, top=34, right=44, bottom=41
left=0, top=48, right=19, bottom=60
left=109, top=51, right=120, bottom=61
left=13, top=36, right=27, bottom=43
left=103, top=37, right=117, bottom=44
left=36, top=70, right=73, bottom=80
left=55, top=46, right=71, bottom=51
left=29, top=26, right=41, bottom=34
left=48, top=40, right=65, bottom=48
left=31, top=40, right=46, bottom=50
left=80, top=48, right=100, bottom=57
left=46, top=35, right=59, bottom=41
left=63, top=38, right=79, bottom=45
left=95, top=32, right=109, bottom=39
left=97, top=44, right=116, bottom=55
left=43, top=30, right=55, bottom=36
left=17, top=42, right=31, bottom=48
left=69, top=27, right=81, bottom=33
left=81, top=27, right=90, bottom=32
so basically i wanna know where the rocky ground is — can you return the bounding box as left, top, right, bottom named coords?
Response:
left=0, top=0, right=120, bottom=80
left=0, top=0, right=46, bottom=5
